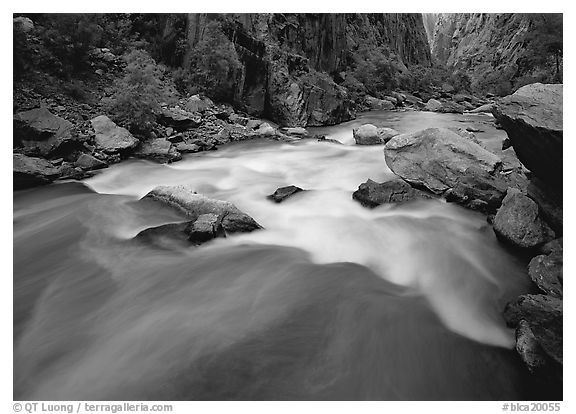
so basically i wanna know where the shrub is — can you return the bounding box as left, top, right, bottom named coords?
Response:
left=351, top=46, right=398, bottom=96
left=186, top=21, right=241, bottom=102
left=105, top=49, right=172, bottom=136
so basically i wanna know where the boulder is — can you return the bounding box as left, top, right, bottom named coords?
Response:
left=246, top=119, right=264, bottom=130
left=425, top=99, right=464, bottom=114
left=353, top=124, right=399, bottom=145
left=365, top=96, right=395, bottom=110
left=504, top=294, right=563, bottom=375
left=133, top=138, right=182, bottom=163
left=13, top=16, right=34, bottom=33
left=528, top=240, right=563, bottom=298
left=158, top=107, right=202, bottom=131
left=142, top=185, right=262, bottom=233
left=267, top=185, right=305, bottom=203
left=174, top=142, right=201, bottom=153
left=384, top=128, right=507, bottom=212
left=186, top=213, right=225, bottom=244
left=74, top=153, right=108, bottom=171
left=91, top=115, right=139, bottom=154
left=13, top=153, right=61, bottom=190
left=14, top=108, right=83, bottom=157
left=527, top=177, right=563, bottom=234
left=493, top=188, right=555, bottom=250
left=352, top=178, right=429, bottom=208
left=281, top=127, right=308, bottom=137
left=491, top=83, right=562, bottom=187
left=255, top=122, right=277, bottom=137
left=184, top=95, right=213, bottom=113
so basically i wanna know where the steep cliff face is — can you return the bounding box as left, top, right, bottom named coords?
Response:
left=421, top=13, right=438, bottom=48
left=430, top=13, right=562, bottom=94
left=185, top=13, right=431, bottom=126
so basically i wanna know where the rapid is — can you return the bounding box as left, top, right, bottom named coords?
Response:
left=13, top=111, right=537, bottom=400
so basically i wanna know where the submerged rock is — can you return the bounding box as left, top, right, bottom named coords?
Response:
left=384, top=127, right=507, bottom=212
left=142, top=185, right=262, bottom=233
left=13, top=153, right=61, bottom=190
left=492, top=83, right=562, bottom=187
left=493, top=188, right=555, bottom=250
left=91, top=115, right=139, bottom=154
left=352, top=178, right=429, bottom=207
left=267, top=185, right=305, bottom=203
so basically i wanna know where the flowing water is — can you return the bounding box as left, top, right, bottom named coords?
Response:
left=14, top=110, right=538, bottom=400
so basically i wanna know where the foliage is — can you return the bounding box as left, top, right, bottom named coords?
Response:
left=350, top=45, right=398, bottom=96
left=105, top=49, right=172, bottom=136
left=186, top=21, right=242, bottom=102
left=522, top=14, right=563, bottom=82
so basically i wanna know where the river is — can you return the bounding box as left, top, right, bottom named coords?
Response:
left=14, top=110, right=540, bottom=400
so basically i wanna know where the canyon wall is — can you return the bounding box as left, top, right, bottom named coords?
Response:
left=185, top=13, right=432, bottom=126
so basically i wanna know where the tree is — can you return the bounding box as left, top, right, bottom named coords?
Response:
left=523, top=14, right=563, bottom=82
left=105, top=49, right=172, bottom=136
left=186, top=21, right=241, bottom=102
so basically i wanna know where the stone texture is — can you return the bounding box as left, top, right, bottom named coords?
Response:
left=74, top=153, right=108, bottom=171
left=133, top=138, right=182, bottom=163
left=91, top=115, right=139, bottom=154
left=13, top=153, right=61, bottom=190
left=267, top=185, right=305, bottom=203
left=492, top=83, right=562, bottom=187
left=493, top=188, right=555, bottom=250
left=384, top=127, right=507, bottom=212
left=352, top=178, right=429, bottom=207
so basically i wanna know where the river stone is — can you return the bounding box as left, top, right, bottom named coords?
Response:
left=142, top=185, right=262, bottom=233
left=255, top=122, right=276, bottom=136
left=74, top=153, right=108, bottom=171
left=493, top=188, right=555, bottom=250
left=352, top=178, right=430, bottom=208
left=186, top=213, right=225, bottom=244
left=158, top=107, right=202, bottom=131
left=424, top=99, right=463, bottom=114
left=13, top=153, right=61, bottom=190
left=267, top=185, right=305, bottom=203
left=491, top=83, right=562, bottom=187
left=527, top=177, right=562, bottom=234
left=91, top=115, right=139, bottom=154
left=281, top=127, right=308, bottom=137
left=468, top=103, right=494, bottom=113
left=365, top=96, right=395, bottom=110
left=174, top=142, right=200, bottom=153
left=133, top=138, right=182, bottom=163
left=14, top=108, right=83, bottom=157
left=504, top=294, right=563, bottom=368
left=384, top=128, right=506, bottom=212
left=528, top=241, right=563, bottom=298
left=353, top=124, right=398, bottom=145
left=184, top=95, right=213, bottom=113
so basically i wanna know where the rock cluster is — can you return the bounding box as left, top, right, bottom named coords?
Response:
left=136, top=185, right=262, bottom=248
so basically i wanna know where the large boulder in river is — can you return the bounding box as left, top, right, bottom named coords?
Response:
left=353, top=124, right=399, bottom=145
left=492, top=83, right=562, bottom=187
left=384, top=128, right=507, bottom=212
left=13, top=153, right=61, bottom=190
left=133, top=138, right=182, bottom=163
left=142, top=185, right=262, bottom=233
left=91, top=115, right=139, bottom=154
left=493, top=188, right=555, bottom=250
left=13, top=108, right=83, bottom=157
left=352, top=178, right=430, bottom=208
